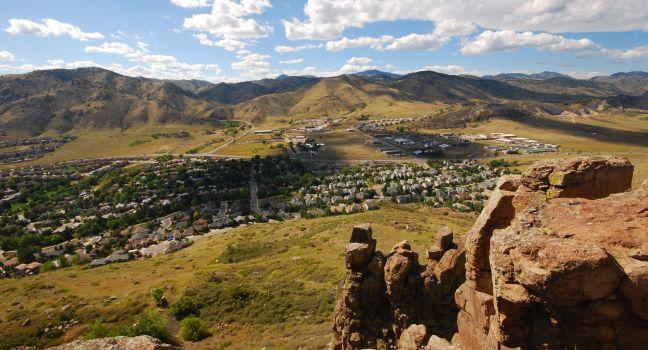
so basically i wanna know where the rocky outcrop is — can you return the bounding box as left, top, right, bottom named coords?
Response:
left=332, top=224, right=465, bottom=349
left=46, top=336, right=177, bottom=350
left=456, top=156, right=648, bottom=350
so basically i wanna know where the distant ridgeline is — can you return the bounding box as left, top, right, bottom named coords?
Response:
left=0, top=67, right=646, bottom=137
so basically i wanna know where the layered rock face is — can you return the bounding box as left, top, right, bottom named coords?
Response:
left=332, top=224, right=465, bottom=349
left=457, top=156, right=648, bottom=349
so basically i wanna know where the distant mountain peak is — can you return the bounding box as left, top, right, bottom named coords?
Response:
left=352, top=70, right=402, bottom=79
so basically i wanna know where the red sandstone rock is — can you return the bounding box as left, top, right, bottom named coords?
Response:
left=456, top=157, right=647, bottom=350
left=398, top=324, right=428, bottom=350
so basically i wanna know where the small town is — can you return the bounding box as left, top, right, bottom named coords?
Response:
left=0, top=155, right=508, bottom=278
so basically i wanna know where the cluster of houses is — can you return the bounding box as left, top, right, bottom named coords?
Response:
left=356, top=117, right=415, bottom=130
left=461, top=133, right=559, bottom=154
left=284, top=160, right=503, bottom=216
left=0, top=156, right=308, bottom=277
left=1, top=154, right=509, bottom=279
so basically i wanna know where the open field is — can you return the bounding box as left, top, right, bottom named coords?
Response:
left=0, top=203, right=477, bottom=350
left=424, top=113, right=648, bottom=187
left=300, top=131, right=414, bottom=161
left=0, top=125, right=231, bottom=168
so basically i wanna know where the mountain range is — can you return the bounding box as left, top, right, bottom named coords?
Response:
left=0, top=67, right=646, bottom=137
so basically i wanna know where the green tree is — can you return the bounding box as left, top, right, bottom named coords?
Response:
left=170, top=296, right=199, bottom=320
left=178, top=317, right=210, bottom=341
left=132, top=309, right=174, bottom=344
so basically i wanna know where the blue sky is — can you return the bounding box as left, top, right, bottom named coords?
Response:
left=0, top=0, right=646, bottom=82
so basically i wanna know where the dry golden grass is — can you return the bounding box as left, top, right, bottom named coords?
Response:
left=430, top=113, right=648, bottom=187
left=0, top=203, right=477, bottom=349
left=1, top=125, right=231, bottom=168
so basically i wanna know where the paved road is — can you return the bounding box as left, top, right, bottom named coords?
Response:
left=208, top=120, right=255, bottom=155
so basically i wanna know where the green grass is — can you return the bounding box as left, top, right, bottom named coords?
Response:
left=0, top=203, right=476, bottom=350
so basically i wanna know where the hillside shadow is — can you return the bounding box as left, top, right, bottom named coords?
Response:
left=512, top=116, right=648, bottom=148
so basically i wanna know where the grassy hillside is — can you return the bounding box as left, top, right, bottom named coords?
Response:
left=0, top=68, right=230, bottom=137
left=0, top=203, right=477, bottom=350
left=0, top=124, right=234, bottom=168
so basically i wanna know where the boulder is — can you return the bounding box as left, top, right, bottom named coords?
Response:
left=345, top=242, right=374, bottom=271
left=398, top=324, right=428, bottom=350
left=425, top=335, right=454, bottom=350
left=46, top=336, right=177, bottom=350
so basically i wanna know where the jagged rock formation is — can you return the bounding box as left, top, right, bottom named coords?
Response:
left=331, top=224, right=465, bottom=349
left=45, top=336, right=177, bottom=350
left=457, top=156, right=648, bottom=349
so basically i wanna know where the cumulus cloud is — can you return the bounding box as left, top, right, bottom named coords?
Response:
left=460, top=30, right=597, bottom=55
left=275, top=43, right=322, bottom=53
left=180, top=0, right=272, bottom=39
left=566, top=71, right=609, bottom=79
left=346, top=57, right=373, bottom=65
left=170, top=0, right=212, bottom=8
left=326, top=35, right=394, bottom=51
left=193, top=33, right=249, bottom=52
left=283, top=0, right=647, bottom=40
left=420, top=65, right=468, bottom=75
left=604, top=45, right=648, bottom=59
left=0, top=50, right=15, bottom=61
left=279, top=58, right=303, bottom=64
left=323, top=20, right=477, bottom=51
left=81, top=40, right=223, bottom=81
left=85, top=42, right=135, bottom=55
left=231, top=53, right=274, bottom=79
left=6, top=18, right=104, bottom=41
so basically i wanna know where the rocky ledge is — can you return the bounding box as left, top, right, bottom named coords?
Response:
left=458, top=156, right=647, bottom=350
left=332, top=156, right=647, bottom=350
left=331, top=224, right=465, bottom=350
left=45, top=336, right=177, bottom=350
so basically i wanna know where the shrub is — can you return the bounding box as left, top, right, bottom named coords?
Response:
left=132, top=308, right=173, bottom=344
left=170, top=296, right=198, bottom=320
left=178, top=317, right=210, bottom=341
left=151, top=288, right=165, bottom=306
left=83, top=321, right=130, bottom=340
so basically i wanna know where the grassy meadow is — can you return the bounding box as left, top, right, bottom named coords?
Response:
left=0, top=203, right=477, bottom=350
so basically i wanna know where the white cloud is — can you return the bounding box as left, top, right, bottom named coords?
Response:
left=566, top=71, right=608, bottom=79
left=323, top=20, right=477, bottom=52
left=460, top=30, right=597, bottom=55
left=180, top=0, right=272, bottom=39
left=231, top=53, right=274, bottom=79
left=284, top=0, right=647, bottom=40
left=5, top=18, right=104, bottom=41
left=275, top=43, right=322, bottom=53
left=279, top=58, right=303, bottom=64
left=170, top=0, right=212, bottom=8
left=604, top=45, right=648, bottom=59
left=420, top=65, right=467, bottom=75
left=0, top=50, right=15, bottom=61
left=346, top=56, right=373, bottom=65
left=194, top=33, right=249, bottom=52
left=326, top=35, right=394, bottom=51
left=81, top=39, right=223, bottom=81
left=85, top=42, right=135, bottom=55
